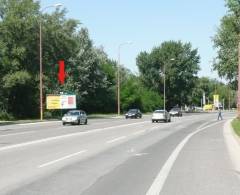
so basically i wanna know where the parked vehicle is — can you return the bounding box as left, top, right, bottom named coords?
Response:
left=125, top=109, right=142, bottom=119
left=152, top=110, right=171, bottom=123
left=62, top=110, right=88, bottom=125
left=169, top=107, right=182, bottom=117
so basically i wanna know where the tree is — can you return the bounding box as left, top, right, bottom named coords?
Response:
left=0, top=0, right=118, bottom=118
left=213, top=0, right=240, bottom=86
left=121, top=75, right=163, bottom=112
left=66, top=28, right=115, bottom=113
left=136, top=41, right=200, bottom=109
left=0, top=0, right=40, bottom=118
left=191, top=77, right=236, bottom=109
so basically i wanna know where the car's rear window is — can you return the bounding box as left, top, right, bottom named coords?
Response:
left=67, top=111, right=79, bottom=116
left=129, top=109, right=137, bottom=113
left=154, top=110, right=164, bottom=113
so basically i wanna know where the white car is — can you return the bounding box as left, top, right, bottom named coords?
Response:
left=62, top=110, right=88, bottom=125
left=152, top=110, right=171, bottom=123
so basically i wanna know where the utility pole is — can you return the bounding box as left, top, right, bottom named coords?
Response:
left=222, top=98, right=224, bottom=110
left=163, top=58, right=175, bottom=111
left=163, top=63, right=166, bottom=111
left=238, top=41, right=240, bottom=118
left=228, top=88, right=231, bottom=111
left=117, top=42, right=132, bottom=115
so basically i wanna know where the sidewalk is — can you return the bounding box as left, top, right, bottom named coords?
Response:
left=224, top=120, right=240, bottom=175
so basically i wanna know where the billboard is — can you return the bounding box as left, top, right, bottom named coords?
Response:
left=202, top=92, right=206, bottom=105
left=213, top=94, right=219, bottom=108
left=46, top=94, right=76, bottom=110
left=203, top=104, right=213, bottom=111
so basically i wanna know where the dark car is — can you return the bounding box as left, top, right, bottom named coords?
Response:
left=169, top=107, right=182, bottom=117
left=125, top=109, right=142, bottom=119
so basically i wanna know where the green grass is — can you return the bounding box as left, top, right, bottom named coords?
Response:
left=231, top=118, right=240, bottom=137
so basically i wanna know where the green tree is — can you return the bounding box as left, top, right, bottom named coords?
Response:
left=213, top=0, right=240, bottom=85
left=121, top=75, right=162, bottom=112
left=0, top=0, right=118, bottom=118
left=137, top=41, right=200, bottom=109
left=66, top=28, right=115, bottom=113
left=0, top=0, right=40, bottom=118
left=191, top=77, right=236, bottom=109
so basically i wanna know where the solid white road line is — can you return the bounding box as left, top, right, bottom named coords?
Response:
left=0, top=121, right=148, bottom=152
left=106, top=136, right=126, bottom=144
left=38, top=150, right=87, bottom=168
left=0, top=131, right=35, bottom=137
left=146, top=121, right=220, bottom=195
left=18, top=121, right=61, bottom=126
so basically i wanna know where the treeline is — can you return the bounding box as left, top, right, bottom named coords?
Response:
left=0, top=0, right=236, bottom=120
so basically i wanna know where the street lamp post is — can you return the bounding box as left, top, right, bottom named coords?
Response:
left=163, top=58, right=175, bottom=111
left=39, top=3, right=62, bottom=121
left=117, top=42, right=132, bottom=116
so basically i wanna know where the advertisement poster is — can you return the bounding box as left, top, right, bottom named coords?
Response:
left=46, top=94, right=76, bottom=109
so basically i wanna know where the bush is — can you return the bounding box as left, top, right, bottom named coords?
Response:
left=44, top=110, right=64, bottom=119
left=44, top=111, right=53, bottom=119
left=0, top=110, right=14, bottom=121
left=121, top=76, right=163, bottom=112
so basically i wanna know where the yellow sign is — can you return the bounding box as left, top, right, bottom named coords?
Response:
left=46, top=94, right=76, bottom=109
left=46, top=95, right=61, bottom=109
left=203, top=104, right=213, bottom=111
left=213, top=94, right=219, bottom=107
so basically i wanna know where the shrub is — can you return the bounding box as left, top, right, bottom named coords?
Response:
left=0, top=110, right=14, bottom=121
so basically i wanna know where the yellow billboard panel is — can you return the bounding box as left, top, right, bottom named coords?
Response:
left=46, top=95, right=61, bottom=109
left=213, top=94, right=219, bottom=108
left=203, top=104, right=213, bottom=111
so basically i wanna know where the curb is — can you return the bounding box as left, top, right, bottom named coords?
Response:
left=223, top=119, right=240, bottom=173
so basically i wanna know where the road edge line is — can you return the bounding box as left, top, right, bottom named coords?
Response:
left=146, top=121, right=220, bottom=195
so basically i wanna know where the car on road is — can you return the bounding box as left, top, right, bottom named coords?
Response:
left=62, top=110, right=88, bottom=125
left=169, top=107, right=182, bottom=117
left=125, top=109, right=142, bottom=119
left=152, top=110, right=171, bottom=123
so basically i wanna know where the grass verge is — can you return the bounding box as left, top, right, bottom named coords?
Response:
left=231, top=118, right=240, bottom=137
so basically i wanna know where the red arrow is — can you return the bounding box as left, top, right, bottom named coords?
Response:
left=58, top=60, right=66, bottom=85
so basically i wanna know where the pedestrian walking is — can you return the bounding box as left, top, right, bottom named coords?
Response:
left=217, top=109, right=223, bottom=120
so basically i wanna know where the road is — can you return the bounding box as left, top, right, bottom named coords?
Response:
left=0, top=112, right=239, bottom=195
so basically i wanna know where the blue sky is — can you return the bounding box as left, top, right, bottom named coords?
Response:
left=41, top=0, right=227, bottom=79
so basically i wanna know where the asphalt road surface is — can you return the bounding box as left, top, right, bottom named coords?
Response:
left=0, top=112, right=239, bottom=195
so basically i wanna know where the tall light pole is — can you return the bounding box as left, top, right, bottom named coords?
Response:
left=39, top=3, right=62, bottom=121
left=163, top=58, right=175, bottom=111
left=117, top=42, right=132, bottom=115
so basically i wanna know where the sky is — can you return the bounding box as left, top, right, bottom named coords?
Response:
left=40, top=0, right=227, bottom=79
